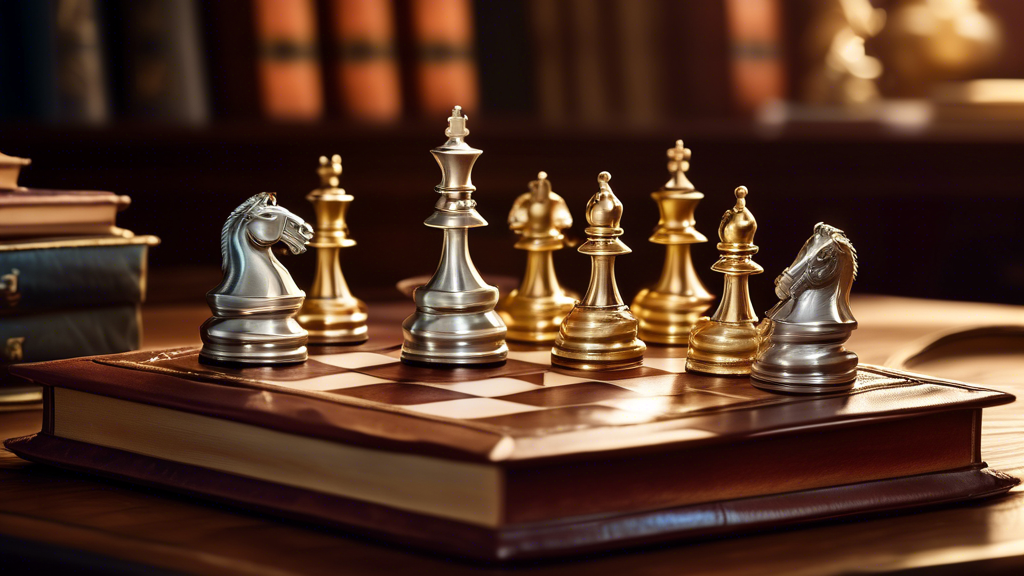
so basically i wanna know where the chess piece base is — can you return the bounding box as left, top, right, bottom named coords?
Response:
left=498, top=289, right=578, bottom=343
left=298, top=297, right=369, bottom=345
left=685, top=317, right=759, bottom=375
left=551, top=305, right=646, bottom=371
left=632, top=288, right=714, bottom=346
left=751, top=319, right=858, bottom=392
left=199, top=295, right=309, bottom=365
left=401, top=301, right=508, bottom=367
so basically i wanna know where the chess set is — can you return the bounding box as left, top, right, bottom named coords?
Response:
left=201, top=106, right=859, bottom=392
left=4, top=106, right=1018, bottom=560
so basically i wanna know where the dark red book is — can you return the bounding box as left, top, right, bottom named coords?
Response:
left=5, top=343, right=1017, bottom=560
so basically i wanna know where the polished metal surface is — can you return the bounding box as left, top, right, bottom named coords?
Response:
left=200, top=192, right=314, bottom=365
left=631, top=140, right=715, bottom=345
left=296, top=155, right=368, bottom=344
left=752, top=223, right=859, bottom=393
left=401, top=106, right=508, bottom=367
left=496, top=171, right=578, bottom=343
left=686, top=186, right=763, bottom=375
left=552, top=172, right=645, bottom=370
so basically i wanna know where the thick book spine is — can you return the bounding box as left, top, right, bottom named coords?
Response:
left=253, top=0, right=325, bottom=121
left=408, top=0, right=478, bottom=115
left=566, top=0, right=612, bottom=125
left=325, top=0, right=402, bottom=122
left=0, top=242, right=150, bottom=312
left=119, top=0, right=209, bottom=124
left=53, top=0, right=110, bottom=124
left=527, top=0, right=569, bottom=125
left=613, top=0, right=660, bottom=125
left=6, top=0, right=60, bottom=121
left=0, top=304, right=140, bottom=365
left=724, top=0, right=787, bottom=113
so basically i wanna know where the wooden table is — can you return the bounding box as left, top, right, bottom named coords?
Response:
left=2, top=295, right=1023, bottom=575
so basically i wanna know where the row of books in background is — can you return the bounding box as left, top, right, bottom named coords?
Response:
left=0, top=0, right=786, bottom=125
left=0, top=152, right=157, bottom=404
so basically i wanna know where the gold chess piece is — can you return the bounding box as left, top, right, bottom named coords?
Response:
left=296, top=155, right=368, bottom=344
left=685, top=186, right=763, bottom=375
left=497, top=172, right=578, bottom=343
left=631, top=140, right=714, bottom=345
left=552, top=172, right=645, bottom=370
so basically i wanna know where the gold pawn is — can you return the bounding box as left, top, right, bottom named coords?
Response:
left=631, top=140, right=715, bottom=345
left=685, top=186, right=763, bottom=375
left=296, top=155, right=369, bottom=344
left=552, top=172, right=646, bottom=370
left=497, top=172, right=578, bottom=342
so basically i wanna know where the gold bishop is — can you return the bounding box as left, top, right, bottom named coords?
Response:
left=552, top=172, right=645, bottom=370
left=685, top=186, right=763, bottom=375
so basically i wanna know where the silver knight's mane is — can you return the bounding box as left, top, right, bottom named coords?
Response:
left=814, top=222, right=858, bottom=280
left=220, top=192, right=276, bottom=270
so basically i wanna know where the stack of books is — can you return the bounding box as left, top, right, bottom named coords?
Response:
left=0, top=151, right=158, bottom=406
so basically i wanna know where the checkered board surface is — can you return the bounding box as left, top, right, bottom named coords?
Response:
left=110, top=344, right=907, bottom=435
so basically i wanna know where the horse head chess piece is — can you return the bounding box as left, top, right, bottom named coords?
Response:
left=200, top=192, right=315, bottom=365
left=752, top=222, right=859, bottom=393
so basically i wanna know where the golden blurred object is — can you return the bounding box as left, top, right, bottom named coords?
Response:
left=0, top=151, right=30, bottom=190
left=496, top=172, right=578, bottom=343
left=631, top=141, right=714, bottom=346
left=882, top=0, right=1002, bottom=96
left=803, top=0, right=886, bottom=105
left=686, top=186, right=763, bottom=376
left=296, top=155, right=368, bottom=344
left=552, top=172, right=645, bottom=371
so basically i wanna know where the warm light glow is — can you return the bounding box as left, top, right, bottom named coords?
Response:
left=962, top=79, right=1024, bottom=104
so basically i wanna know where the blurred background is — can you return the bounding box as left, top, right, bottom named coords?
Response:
left=1, top=0, right=1023, bottom=314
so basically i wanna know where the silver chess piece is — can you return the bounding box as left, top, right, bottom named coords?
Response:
left=401, top=106, right=508, bottom=367
left=200, top=192, right=315, bottom=365
left=752, top=223, right=859, bottom=393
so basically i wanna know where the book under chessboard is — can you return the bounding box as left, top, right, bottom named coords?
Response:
left=5, top=340, right=1017, bottom=560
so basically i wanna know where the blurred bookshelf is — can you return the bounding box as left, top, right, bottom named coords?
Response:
left=2, top=0, right=1023, bottom=306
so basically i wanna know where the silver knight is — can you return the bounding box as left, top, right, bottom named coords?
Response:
left=200, top=192, right=314, bottom=365
left=752, top=223, right=859, bottom=393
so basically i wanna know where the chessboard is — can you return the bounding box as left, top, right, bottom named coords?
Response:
left=8, top=336, right=1018, bottom=560
left=105, top=341, right=911, bottom=439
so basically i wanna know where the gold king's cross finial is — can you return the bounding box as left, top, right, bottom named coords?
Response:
left=667, top=139, right=690, bottom=175
left=664, top=140, right=695, bottom=190
left=317, top=154, right=342, bottom=188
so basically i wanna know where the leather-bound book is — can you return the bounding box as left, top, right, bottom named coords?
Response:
left=0, top=151, right=132, bottom=238
left=0, top=0, right=109, bottom=123
left=724, top=0, right=787, bottom=112
left=253, top=0, right=324, bottom=120
left=5, top=342, right=1017, bottom=560
left=0, top=235, right=159, bottom=313
left=408, top=0, right=478, bottom=115
left=0, top=189, right=132, bottom=238
left=118, top=0, right=209, bottom=124
left=326, top=0, right=402, bottom=122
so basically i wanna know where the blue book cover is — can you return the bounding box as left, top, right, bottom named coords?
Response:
left=0, top=236, right=159, bottom=313
left=1, top=303, right=139, bottom=366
